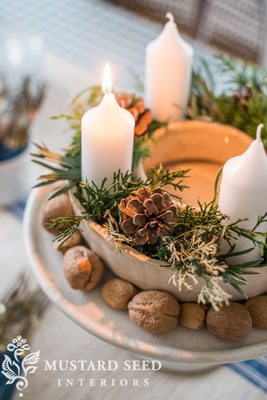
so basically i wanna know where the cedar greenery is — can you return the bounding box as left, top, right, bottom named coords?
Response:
left=187, top=54, right=267, bottom=145
left=52, top=166, right=189, bottom=237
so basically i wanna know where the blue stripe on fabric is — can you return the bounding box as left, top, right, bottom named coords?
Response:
left=7, top=198, right=27, bottom=220
left=228, top=358, right=267, bottom=393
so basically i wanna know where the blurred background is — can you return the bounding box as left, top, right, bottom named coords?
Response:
left=0, top=1, right=266, bottom=399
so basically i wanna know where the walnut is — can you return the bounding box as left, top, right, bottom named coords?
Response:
left=101, top=279, right=137, bottom=309
left=245, top=296, right=267, bottom=329
left=179, top=303, right=206, bottom=330
left=206, top=302, right=252, bottom=342
left=128, top=290, right=180, bottom=334
left=55, top=230, right=82, bottom=253
left=63, top=246, right=104, bottom=291
left=42, top=192, right=73, bottom=235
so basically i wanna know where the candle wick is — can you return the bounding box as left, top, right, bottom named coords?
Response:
left=256, top=123, right=264, bottom=142
left=102, top=62, right=112, bottom=94
left=103, top=87, right=111, bottom=94
left=165, top=12, right=174, bottom=23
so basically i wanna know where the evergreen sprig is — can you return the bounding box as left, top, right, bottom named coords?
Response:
left=187, top=54, right=267, bottom=145
left=77, top=166, right=188, bottom=224
left=31, top=143, right=81, bottom=199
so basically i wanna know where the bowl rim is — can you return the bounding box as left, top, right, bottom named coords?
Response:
left=23, top=185, right=267, bottom=365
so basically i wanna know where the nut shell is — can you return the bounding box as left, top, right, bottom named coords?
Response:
left=42, top=192, right=73, bottom=235
left=179, top=303, right=206, bottom=330
left=206, top=302, right=252, bottom=342
left=55, top=230, right=82, bottom=253
left=101, top=279, right=137, bottom=309
left=63, top=246, right=104, bottom=291
left=128, top=290, right=180, bottom=334
left=245, top=296, right=267, bottom=329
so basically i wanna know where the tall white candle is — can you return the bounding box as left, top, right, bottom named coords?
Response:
left=81, top=63, right=135, bottom=187
left=145, top=12, right=193, bottom=121
left=218, top=124, right=267, bottom=264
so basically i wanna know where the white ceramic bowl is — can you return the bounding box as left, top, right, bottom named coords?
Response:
left=143, top=120, right=253, bottom=206
left=70, top=192, right=267, bottom=302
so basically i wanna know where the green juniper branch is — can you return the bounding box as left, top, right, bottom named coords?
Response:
left=187, top=54, right=267, bottom=146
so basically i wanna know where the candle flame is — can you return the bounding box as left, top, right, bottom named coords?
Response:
left=256, top=123, right=264, bottom=141
left=102, top=62, right=112, bottom=94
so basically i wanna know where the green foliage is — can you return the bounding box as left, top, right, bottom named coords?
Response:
left=132, top=137, right=151, bottom=167
left=187, top=54, right=267, bottom=145
left=31, top=143, right=81, bottom=198
left=145, top=164, right=189, bottom=195
left=50, top=166, right=188, bottom=242
left=75, top=166, right=189, bottom=225
left=49, top=215, right=84, bottom=244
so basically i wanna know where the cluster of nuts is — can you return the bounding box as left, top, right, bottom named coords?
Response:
left=42, top=193, right=267, bottom=342
left=101, top=281, right=267, bottom=341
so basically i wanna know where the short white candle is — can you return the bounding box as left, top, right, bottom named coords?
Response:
left=218, top=124, right=267, bottom=264
left=145, top=12, right=193, bottom=121
left=81, top=63, right=135, bottom=187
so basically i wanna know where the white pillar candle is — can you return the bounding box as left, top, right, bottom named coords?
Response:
left=81, top=63, right=135, bottom=187
left=218, top=124, right=267, bottom=264
left=145, top=12, right=193, bottom=121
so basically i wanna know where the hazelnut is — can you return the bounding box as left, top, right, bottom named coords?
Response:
left=245, top=296, right=267, bottom=329
left=42, top=192, right=73, bottom=235
left=101, top=279, right=137, bottom=309
left=179, top=303, right=206, bottom=330
left=128, top=290, right=180, bottom=334
left=55, top=230, right=82, bottom=253
left=206, top=302, right=252, bottom=342
left=63, top=246, right=104, bottom=291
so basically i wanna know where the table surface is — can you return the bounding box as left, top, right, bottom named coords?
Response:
left=0, top=0, right=267, bottom=399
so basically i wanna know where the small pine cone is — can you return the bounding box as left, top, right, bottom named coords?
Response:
left=119, top=187, right=178, bottom=245
left=115, top=93, right=153, bottom=137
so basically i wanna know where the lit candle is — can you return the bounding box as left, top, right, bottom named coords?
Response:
left=81, top=63, right=135, bottom=187
left=145, top=12, right=193, bottom=121
left=218, top=124, right=267, bottom=263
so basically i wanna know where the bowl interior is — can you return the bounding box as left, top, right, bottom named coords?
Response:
left=143, top=121, right=252, bottom=206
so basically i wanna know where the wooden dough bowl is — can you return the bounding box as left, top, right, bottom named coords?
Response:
left=71, top=121, right=267, bottom=302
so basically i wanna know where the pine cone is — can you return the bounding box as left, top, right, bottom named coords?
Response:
left=116, top=93, right=153, bottom=137
left=119, top=187, right=178, bottom=245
